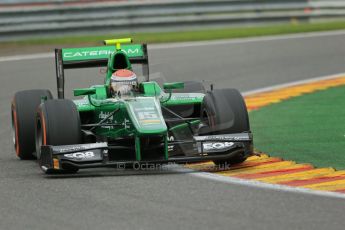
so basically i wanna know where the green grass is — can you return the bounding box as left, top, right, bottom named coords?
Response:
left=249, top=85, right=345, bottom=170
left=3, top=20, right=345, bottom=47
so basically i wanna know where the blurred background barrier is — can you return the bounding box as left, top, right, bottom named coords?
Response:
left=0, top=0, right=345, bottom=41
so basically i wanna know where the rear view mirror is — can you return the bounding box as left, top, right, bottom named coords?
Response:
left=163, top=82, right=184, bottom=90
left=73, top=88, right=96, bottom=96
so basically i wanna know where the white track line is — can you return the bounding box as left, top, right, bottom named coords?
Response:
left=1, top=29, right=345, bottom=63
left=170, top=165, right=345, bottom=199
left=192, top=171, right=345, bottom=200
left=0, top=53, right=53, bottom=62
left=150, top=30, right=345, bottom=50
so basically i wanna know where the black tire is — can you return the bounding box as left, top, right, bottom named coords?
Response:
left=173, top=81, right=206, bottom=93
left=11, top=89, right=53, bottom=160
left=200, top=88, right=252, bottom=166
left=36, top=99, right=81, bottom=173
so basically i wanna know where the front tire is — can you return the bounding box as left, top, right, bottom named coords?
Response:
left=11, top=89, right=52, bottom=160
left=200, top=89, right=252, bottom=166
left=36, top=99, right=81, bottom=173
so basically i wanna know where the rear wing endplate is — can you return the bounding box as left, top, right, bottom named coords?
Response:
left=55, top=44, right=149, bottom=99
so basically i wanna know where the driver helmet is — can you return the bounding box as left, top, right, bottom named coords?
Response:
left=110, top=69, right=138, bottom=97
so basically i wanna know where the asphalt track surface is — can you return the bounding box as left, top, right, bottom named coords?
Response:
left=1, top=32, right=345, bottom=230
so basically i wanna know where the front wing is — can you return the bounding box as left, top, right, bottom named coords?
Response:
left=39, top=133, right=252, bottom=172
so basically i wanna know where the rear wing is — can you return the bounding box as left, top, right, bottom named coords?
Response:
left=55, top=44, right=149, bottom=99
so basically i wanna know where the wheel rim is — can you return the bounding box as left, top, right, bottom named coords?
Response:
left=35, top=116, right=43, bottom=159
left=11, top=104, right=20, bottom=155
left=11, top=109, right=17, bottom=151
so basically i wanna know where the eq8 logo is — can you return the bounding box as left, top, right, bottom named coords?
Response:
left=64, top=151, right=95, bottom=159
left=203, top=142, right=234, bottom=151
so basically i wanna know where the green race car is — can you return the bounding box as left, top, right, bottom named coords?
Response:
left=11, top=38, right=253, bottom=174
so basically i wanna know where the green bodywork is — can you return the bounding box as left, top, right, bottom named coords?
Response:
left=63, top=41, right=204, bottom=161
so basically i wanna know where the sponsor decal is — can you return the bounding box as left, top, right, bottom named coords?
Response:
left=141, top=120, right=161, bottom=125
left=53, top=142, right=107, bottom=153
left=136, top=110, right=162, bottom=125
left=171, top=96, right=201, bottom=101
left=134, top=107, right=155, bottom=112
left=138, top=111, right=158, bottom=120
left=170, top=93, right=204, bottom=101
left=98, top=111, right=115, bottom=130
left=202, top=142, right=234, bottom=151
left=167, top=136, right=175, bottom=152
left=123, top=118, right=130, bottom=129
left=194, top=133, right=251, bottom=142
left=62, top=45, right=143, bottom=61
left=98, top=111, right=114, bottom=121
left=63, top=49, right=140, bottom=58
left=64, top=151, right=95, bottom=159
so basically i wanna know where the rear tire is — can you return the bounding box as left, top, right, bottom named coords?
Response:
left=36, top=99, right=81, bottom=173
left=11, top=89, right=52, bottom=160
left=200, top=89, right=252, bottom=166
